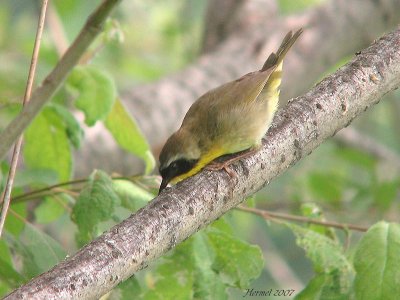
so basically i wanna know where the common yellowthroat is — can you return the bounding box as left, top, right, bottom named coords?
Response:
left=159, top=29, right=303, bottom=193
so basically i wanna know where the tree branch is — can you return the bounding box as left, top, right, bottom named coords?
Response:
left=6, top=26, right=400, bottom=300
left=11, top=175, right=136, bottom=204
left=0, top=0, right=49, bottom=237
left=237, top=205, right=368, bottom=232
left=0, top=0, right=122, bottom=161
left=75, top=0, right=400, bottom=176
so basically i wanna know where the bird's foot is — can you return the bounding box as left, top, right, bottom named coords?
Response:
left=206, top=161, right=237, bottom=178
left=205, top=147, right=260, bottom=178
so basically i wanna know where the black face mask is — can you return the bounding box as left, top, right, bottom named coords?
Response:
left=159, top=158, right=198, bottom=194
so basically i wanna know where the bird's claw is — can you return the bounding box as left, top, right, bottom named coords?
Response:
left=206, top=161, right=237, bottom=179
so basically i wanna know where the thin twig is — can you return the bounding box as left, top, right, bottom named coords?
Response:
left=52, top=187, right=79, bottom=197
left=52, top=193, right=72, bottom=213
left=237, top=205, right=368, bottom=232
left=0, top=0, right=49, bottom=238
left=13, top=190, right=64, bottom=204
left=11, top=174, right=141, bottom=203
left=8, top=208, right=29, bottom=224
left=12, top=178, right=89, bottom=203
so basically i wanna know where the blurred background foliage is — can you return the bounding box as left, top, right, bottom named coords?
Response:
left=0, top=0, right=399, bottom=299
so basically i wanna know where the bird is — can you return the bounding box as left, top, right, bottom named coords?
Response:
left=158, top=29, right=303, bottom=194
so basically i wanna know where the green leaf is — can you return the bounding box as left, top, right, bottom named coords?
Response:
left=206, top=227, right=264, bottom=289
left=5, top=223, right=66, bottom=278
left=5, top=202, right=27, bottom=236
left=288, top=223, right=353, bottom=298
left=24, top=106, right=72, bottom=182
left=140, top=216, right=260, bottom=298
left=244, top=196, right=256, bottom=208
left=308, top=172, right=343, bottom=203
left=372, top=180, right=399, bottom=210
left=0, top=240, right=13, bottom=270
left=296, top=272, right=352, bottom=300
left=50, top=103, right=84, bottom=148
left=142, top=241, right=194, bottom=300
left=0, top=240, right=25, bottom=288
left=0, top=283, right=10, bottom=299
left=192, top=232, right=227, bottom=300
left=335, top=147, right=375, bottom=171
left=117, top=277, right=141, bottom=300
left=288, top=223, right=352, bottom=275
left=141, top=229, right=229, bottom=299
left=104, top=99, right=155, bottom=174
left=71, top=170, right=120, bottom=245
left=13, top=169, right=58, bottom=188
left=354, top=222, right=400, bottom=300
left=279, top=0, right=322, bottom=14
left=67, top=65, right=116, bottom=126
left=113, top=179, right=153, bottom=211
left=0, top=164, right=3, bottom=192
left=210, top=217, right=234, bottom=235
left=300, top=203, right=337, bottom=240
left=34, top=196, right=67, bottom=224
left=22, top=224, right=66, bottom=277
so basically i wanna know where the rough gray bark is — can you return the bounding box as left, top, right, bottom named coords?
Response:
left=6, top=25, right=400, bottom=300
left=75, top=0, right=400, bottom=177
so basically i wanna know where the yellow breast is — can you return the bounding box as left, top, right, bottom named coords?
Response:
left=171, top=145, right=226, bottom=184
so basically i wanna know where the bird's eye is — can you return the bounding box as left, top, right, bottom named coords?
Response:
left=170, top=162, right=178, bottom=170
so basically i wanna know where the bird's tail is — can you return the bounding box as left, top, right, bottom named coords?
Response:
left=261, top=28, right=303, bottom=72
left=256, top=29, right=302, bottom=110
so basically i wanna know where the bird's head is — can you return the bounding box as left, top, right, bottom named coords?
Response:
left=158, top=129, right=200, bottom=194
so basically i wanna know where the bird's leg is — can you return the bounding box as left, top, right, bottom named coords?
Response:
left=205, top=147, right=260, bottom=177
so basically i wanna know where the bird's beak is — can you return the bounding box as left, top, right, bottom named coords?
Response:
left=158, top=178, right=170, bottom=195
